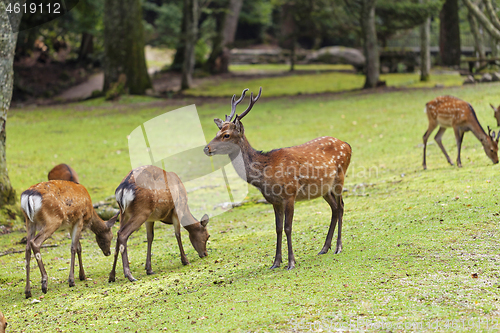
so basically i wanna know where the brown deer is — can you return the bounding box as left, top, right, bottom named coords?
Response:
left=108, top=165, right=209, bottom=283
left=0, top=310, right=6, bottom=333
left=490, top=103, right=500, bottom=127
left=48, top=163, right=79, bottom=183
left=21, top=180, right=118, bottom=298
left=204, top=88, right=352, bottom=270
left=423, top=96, right=499, bottom=169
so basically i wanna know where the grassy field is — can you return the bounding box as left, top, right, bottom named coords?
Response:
left=1, top=82, right=500, bottom=332
left=186, top=70, right=463, bottom=97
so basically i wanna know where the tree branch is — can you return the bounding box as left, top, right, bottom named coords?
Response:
left=482, top=0, right=500, bottom=32
left=463, top=0, right=500, bottom=41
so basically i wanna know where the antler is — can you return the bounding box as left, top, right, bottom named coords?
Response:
left=234, top=87, right=262, bottom=123
left=225, top=88, right=248, bottom=122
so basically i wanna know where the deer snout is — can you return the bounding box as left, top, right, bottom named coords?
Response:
left=104, top=250, right=111, bottom=256
left=204, top=145, right=214, bottom=156
left=199, top=251, right=208, bottom=258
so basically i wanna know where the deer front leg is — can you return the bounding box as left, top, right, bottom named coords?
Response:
left=145, top=221, right=155, bottom=275
left=270, top=204, right=284, bottom=269
left=453, top=127, right=464, bottom=167
left=284, top=201, right=296, bottom=270
left=117, top=227, right=137, bottom=282
left=172, top=215, right=189, bottom=265
left=319, top=191, right=338, bottom=255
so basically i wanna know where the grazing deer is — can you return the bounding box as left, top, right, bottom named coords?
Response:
left=204, top=88, right=352, bottom=270
left=48, top=163, right=79, bottom=183
left=21, top=180, right=118, bottom=298
left=423, top=96, right=499, bottom=169
left=0, top=310, right=6, bottom=333
left=108, top=165, right=209, bottom=283
left=490, top=103, right=500, bottom=127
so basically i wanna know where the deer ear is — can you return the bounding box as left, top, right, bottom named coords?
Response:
left=200, top=214, right=209, bottom=227
left=490, top=104, right=497, bottom=112
left=234, top=118, right=244, bottom=134
left=214, top=118, right=224, bottom=129
left=106, top=212, right=119, bottom=229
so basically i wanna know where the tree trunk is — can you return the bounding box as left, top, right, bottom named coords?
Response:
left=420, top=15, right=431, bottom=82
left=360, top=0, right=379, bottom=89
left=0, top=1, right=24, bottom=209
left=181, top=0, right=199, bottom=90
left=171, top=2, right=188, bottom=72
left=103, top=0, right=152, bottom=94
left=78, top=32, right=94, bottom=62
left=439, top=0, right=461, bottom=66
left=206, top=0, right=243, bottom=74
left=280, top=3, right=296, bottom=72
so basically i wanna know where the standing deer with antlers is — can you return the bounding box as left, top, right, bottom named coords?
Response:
left=423, top=96, right=499, bottom=169
left=204, top=87, right=351, bottom=270
left=21, top=180, right=118, bottom=298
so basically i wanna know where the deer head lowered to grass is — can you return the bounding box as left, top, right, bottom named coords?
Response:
left=423, top=95, right=499, bottom=169
left=47, top=163, right=80, bottom=183
left=204, top=87, right=352, bottom=270
left=108, top=165, right=210, bottom=283
left=21, top=180, right=118, bottom=299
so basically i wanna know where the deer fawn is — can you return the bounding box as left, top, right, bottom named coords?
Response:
left=48, top=163, right=80, bottom=183
left=423, top=96, right=499, bottom=169
left=204, top=88, right=352, bottom=270
left=21, top=180, right=118, bottom=298
left=108, top=165, right=209, bottom=283
left=490, top=103, right=500, bottom=127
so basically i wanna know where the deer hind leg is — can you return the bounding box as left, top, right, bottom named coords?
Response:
left=109, top=210, right=126, bottom=282
left=172, top=214, right=189, bottom=266
left=24, top=217, right=36, bottom=298
left=76, top=239, right=85, bottom=281
left=284, top=200, right=296, bottom=270
left=111, top=213, right=148, bottom=282
left=145, top=221, right=155, bottom=275
left=270, top=203, right=284, bottom=269
left=423, top=121, right=438, bottom=169
left=319, top=191, right=339, bottom=255
left=434, top=127, right=453, bottom=166
left=30, top=223, right=59, bottom=294
left=69, top=222, right=84, bottom=287
left=453, top=127, right=464, bottom=167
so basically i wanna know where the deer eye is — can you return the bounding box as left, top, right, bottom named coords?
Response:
left=223, top=134, right=230, bottom=139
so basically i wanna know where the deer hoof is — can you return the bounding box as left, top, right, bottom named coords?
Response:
left=25, top=291, right=32, bottom=299
left=287, top=263, right=295, bottom=270
left=146, top=270, right=156, bottom=276
left=79, top=275, right=86, bottom=281
left=68, top=280, right=75, bottom=288
left=127, top=276, right=137, bottom=282
left=318, top=249, right=329, bottom=255
left=269, top=264, right=280, bottom=269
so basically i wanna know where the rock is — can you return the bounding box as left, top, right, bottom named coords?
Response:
left=306, top=46, right=365, bottom=68
left=481, top=73, right=493, bottom=82
left=492, top=72, right=500, bottom=82
left=463, top=75, right=475, bottom=85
